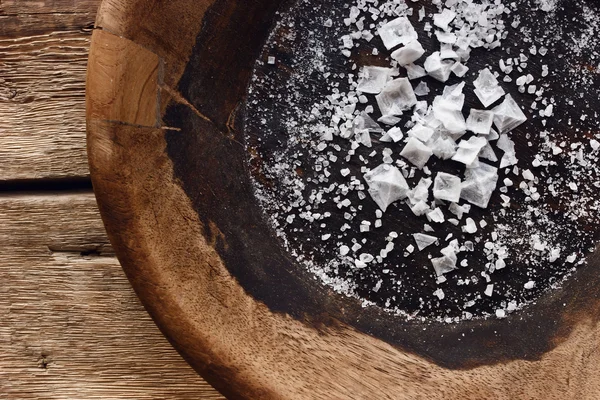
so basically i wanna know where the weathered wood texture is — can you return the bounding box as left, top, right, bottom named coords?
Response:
left=0, top=0, right=99, bottom=181
left=0, top=193, right=223, bottom=399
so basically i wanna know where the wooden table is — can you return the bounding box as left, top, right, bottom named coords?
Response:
left=0, top=1, right=222, bottom=398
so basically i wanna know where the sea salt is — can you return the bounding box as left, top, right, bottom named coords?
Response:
left=375, top=78, right=417, bottom=116
left=377, top=16, right=418, bottom=50
left=466, top=109, right=495, bottom=135
left=391, top=40, right=425, bottom=66
left=363, top=164, right=410, bottom=212
left=400, top=137, right=433, bottom=169
left=492, top=94, right=528, bottom=134
left=413, top=233, right=438, bottom=251
left=357, top=66, right=393, bottom=94
left=433, top=172, right=462, bottom=202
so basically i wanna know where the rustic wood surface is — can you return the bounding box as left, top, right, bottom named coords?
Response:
left=86, top=0, right=600, bottom=399
left=0, top=1, right=223, bottom=398
left=0, top=194, right=223, bottom=399
left=0, top=0, right=98, bottom=180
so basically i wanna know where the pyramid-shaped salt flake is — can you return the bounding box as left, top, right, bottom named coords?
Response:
left=357, top=66, right=393, bottom=94
left=400, top=137, right=433, bottom=169
left=460, top=163, right=499, bottom=208
left=375, top=78, right=417, bottom=116
left=433, top=172, right=462, bottom=202
left=377, top=16, right=418, bottom=50
left=424, top=52, right=453, bottom=82
left=413, top=233, right=438, bottom=251
left=364, top=164, right=409, bottom=212
left=492, top=94, right=527, bottom=134
left=451, top=136, right=488, bottom=166
left=391, top=40, right=425, bottom=66
left=431, top=255, right=457, bottom=276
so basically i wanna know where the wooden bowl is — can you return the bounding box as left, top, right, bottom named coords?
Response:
left=86, top=0, right=600, bottom=398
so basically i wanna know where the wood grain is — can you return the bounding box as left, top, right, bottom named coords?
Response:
left=86, top=1, right=600, bottom=398
left=0, top=192, right=223, bottom=399
left=0, top=1, right=99, bottom=181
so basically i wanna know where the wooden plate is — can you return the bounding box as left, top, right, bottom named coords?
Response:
left=86, top=0, right=600, bottom=398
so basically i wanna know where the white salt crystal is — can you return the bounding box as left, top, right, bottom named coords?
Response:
left=435, top=31, right=457, bottom=44
left=407, top=177, right=431, bottom=205
left=391, top=40, right=425, bottom=66
left=427, top=208, right=445, bottom=223
left=430, top=137, right=457, bottom=160
left=524, top=281, right=535, bottom=289
left=413, top=233, right=438, bottom=251
left=385, top=127, right=403, bottom=143
left=497, top=134, right=518, bottom=167
left=431, top=255, right=457, bottom=276
left=434, top=288, right=445, bottom=300
left=432, top=96, right=466, bottom=134
left=495, top=258, right=506, bottom=270
left=406, top=244, right=415, bottom=253
left=466, top=109, right=494, bottom=135
left=452, top=136, right=488, bottom=166
left=357, top=66, right=393, bottom=94
left=484, top=284, right=494, bottom=297
left=473, top=68, right=506, bottom=107
left=590, top=139, right=600, bottom=151
left=356, top=130, right=372, bottom=147
left=479, top=143, right=498, bottom=162
left=424, top=52, right=454, bottom=82
left=492, top=94, right=527, bottom=134
left=407, top=124, right=434, bottom=142
left=363, top=164, right=410, bottom=212
left=439, top=43, right=459, bottom=59
left=359, top=253, right=374, bottom=263
left=433, top=172, right=462, bottom=202
left=463, top=218, right=477, bottom=234
left=339, top=245, right=350, bottom=256
left=451, top=62, right=469, bottom=78
left=448, top=203, right=468, bottom=219
left=433, top=8, right=456, bottom=31
left=549, top=247, right=561, bottom=263
left=414, top=81, right=430, bottom=96
left=405, top=63, right=427, bottom=80
left=495, top=309, right=506, bottom=319
left=354, top=259, right=367, bottom=269
left=411, top=200, right=430, bottom=216
left=400, top=137, right=433, bottom=169
left=267, top=56, right=276, bottom=65
left=522, top=169, right=535, bottom=181
left=375, top=78, right=417, bottom=116
left=321, top=234, right=331, bottom=241
left=460, top=163, right=498, bottom=208
left=377, top=16, right=418, bottom=50
left=360, top=221, right=371, bottom=232
left=378, top=115, right=402, bottom=125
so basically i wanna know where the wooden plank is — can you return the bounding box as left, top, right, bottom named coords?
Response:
left=0, top=2, right=99, bottom=181
left=0, top=192, right=223, bottom=399
left=0, top=0, right=100, bottom=15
